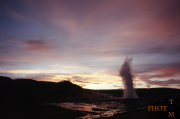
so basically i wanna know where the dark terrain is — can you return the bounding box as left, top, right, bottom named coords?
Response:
left=0, top=76, right=109, bottom=119
left=0, top=76, right=180, bottom=119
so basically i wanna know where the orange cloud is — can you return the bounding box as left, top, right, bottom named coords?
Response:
left=0, top=69, right=42, bottom=74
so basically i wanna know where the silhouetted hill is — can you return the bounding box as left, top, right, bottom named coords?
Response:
left=0, top=76, right=113, bottom=119
left=0, top=76, right=83, bottom=104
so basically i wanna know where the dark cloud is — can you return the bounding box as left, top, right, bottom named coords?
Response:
left=24, top=40, right=52, bottom=52
left=113, top=85, right=122, bottom=88
left=149, top=73, right=174, bottom=79
left=143, top=78, right=180, bottom=87
left=71, top=76, right=92, bottom=84
left=72, top=76, right=82, bottom=79
left=138, top=72, right=180, bottom=86
left=75, top=80, right=90, bottom=84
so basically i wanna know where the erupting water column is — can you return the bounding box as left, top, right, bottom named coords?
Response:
left=119, top=57, right=138, bottom=99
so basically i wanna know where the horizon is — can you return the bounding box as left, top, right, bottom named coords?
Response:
left=1, top=75, right=180, bottom=90
left=0, top=0, right=180, bottom=89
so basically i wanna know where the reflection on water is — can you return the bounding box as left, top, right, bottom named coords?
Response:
left=50, top=101, right=127, bottom=118
left=49, top=98, right=163, bottom=118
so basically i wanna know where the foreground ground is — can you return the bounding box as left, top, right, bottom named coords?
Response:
left=1, top=88, right=180, bottom=119
left=1, top=76, right=180, bottom=119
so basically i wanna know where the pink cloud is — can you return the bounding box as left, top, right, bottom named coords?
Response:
left=24, top=40, right=52, bottom=52
left=149, top=73, right=174, bottom=79
left=150, top=65, right=180, bottom=77
left=136, top=64, right=180, bottom=87
left=141, top=78, right=180, bottom=87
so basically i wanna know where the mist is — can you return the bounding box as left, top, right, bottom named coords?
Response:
left=119, top=57, right=138, bottom=99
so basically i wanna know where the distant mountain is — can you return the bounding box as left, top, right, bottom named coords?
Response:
left=0, top=76, right=83, bottom=104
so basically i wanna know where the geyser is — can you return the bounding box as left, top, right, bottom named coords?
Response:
left=119, top=57, right=138, bottom=99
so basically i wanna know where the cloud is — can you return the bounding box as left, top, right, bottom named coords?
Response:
left=0, top=69, right=42, bottom=74
left=149, top=73, right=174, bottom=79
left=23, top=40, right=52, bottom=52
left=142, top=78, right=180, bottom=87
left=145, top=63, right=180, bottom=78
left=0, top=60, right=16, bottom=67
left=134, top=61, right=180, bottom=87
left=113, top=85, right=123, bottom=88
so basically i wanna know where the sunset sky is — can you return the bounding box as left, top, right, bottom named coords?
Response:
left=0, top=0, right=180, bottom=89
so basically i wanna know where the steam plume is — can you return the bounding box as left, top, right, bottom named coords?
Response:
left=119, top=57, right=138, bottom=99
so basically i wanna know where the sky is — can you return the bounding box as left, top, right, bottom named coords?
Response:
left=0, top=0, right=180, bottom=89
